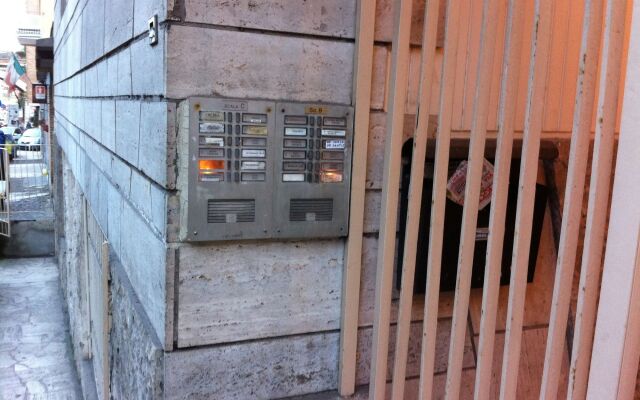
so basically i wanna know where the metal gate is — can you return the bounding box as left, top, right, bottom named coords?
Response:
left=0, top=140, right=53, bottom=237
left=0, top=146, right=9, bottom=237
left=339, top=0, right=634, bottom=398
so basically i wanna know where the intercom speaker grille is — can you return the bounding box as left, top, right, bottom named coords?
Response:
left=289, top=199, right=333, bottom=222
left=207, top=200, right=256, bottom=223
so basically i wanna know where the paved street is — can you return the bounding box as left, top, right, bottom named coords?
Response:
left=0, top=257, right=81, bottom=399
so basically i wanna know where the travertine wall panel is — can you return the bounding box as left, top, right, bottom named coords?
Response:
left=166, top=26, right=354, bottom=103
left=177, top=240, right=344, bottom=347
left=177, top=0, right=356, bottom=38
left=165, top=332, right=340, bottom=399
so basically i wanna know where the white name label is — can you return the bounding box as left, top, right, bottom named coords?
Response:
left=200, top=122, right=225, bottom=133
left=321, top=129, right=346, bottom=137
left=204, top=137, right=225, bottom=146
left=324, top=139, right=346, bottom=149
left=285, top=127, right=307, bottom=136
left=241, top=161, right=266, bottom=170
left=242, top=149, right=266, bottom=158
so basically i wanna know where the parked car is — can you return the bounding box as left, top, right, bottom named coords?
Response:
left=17, top=128, right=42, bottom=151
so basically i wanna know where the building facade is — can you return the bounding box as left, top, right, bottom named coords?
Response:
left=52, top=0, right=634, bottom=399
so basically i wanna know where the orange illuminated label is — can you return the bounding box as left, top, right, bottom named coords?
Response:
left=199, top=159, right=225, bottom=170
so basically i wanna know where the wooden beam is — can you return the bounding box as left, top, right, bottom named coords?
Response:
left=368, top=0, right=414, bottom=398
left=417, top=0, right=464, bottom=398
left=499, top=0, right=555, bottom=398
left=339, top=0, right=377, bottom=395
left=473, top=1, right=526, bottom=399
left=390, top=0, right=441, bottom=397
left=444, top=0, right=501, bottom=397
left=539, top=0, right=604, bottom=398
left=583, top=0, right=636, bottom=397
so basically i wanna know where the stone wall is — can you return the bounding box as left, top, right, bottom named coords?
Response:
left=110, top=255, right=164, bottom=399
left=53, top=0, right=169, bottom=398
left=53, top=0, right=169, bottom=343
left=52, top=0, right=602, bottom=398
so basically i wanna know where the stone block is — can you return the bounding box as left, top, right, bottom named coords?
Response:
left=101, top=100, right=116, bottom=152
left=115, top=100, right=141, bottom=167
left=149, top=184, right=167, bottom=237
left=374, top=0, right=446, bottom=46
left=366, top=112, right=422, bottom=189
left=363, top=190, right=382, bottom=234
left=109, top=257, right=164, bottom=400
left=96, top=59, right=108, bottom=97
left=106, top=55, right=118, bottom=97
left=110, top=155, right=131, bottom=197
left=81, top=0, right=105, bottom=66
left=164, top=332, right=339, bottom=399
left=138, top=101, right=168, bottom=186
left=131, top=34, right=165, bottom=96
left=177, top=0, right=355, bottom=39
left=116, top=47, right=132, bottom=96
left=133, top=0, right=166, bottom=36
left=177, top=240, right=344, bottom=347
left=355, top=319, right=475, bottom=385
left=130, top=170, right=152, bottom=222
left=166, top=26, right=353, bottom=103
left=84, top=99, right=102, bottom=143
left=118, top=201, right=167, bottom=343
left=104, top=0, right=134, bottom=52
left=107, top=183, right=122, bottom=256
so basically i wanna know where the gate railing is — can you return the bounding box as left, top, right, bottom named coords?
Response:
left=339, top=0, right=632, bottom=398
left=0, top=146, right=10, bottom=237
left=6, top=143, right=53, bottom=222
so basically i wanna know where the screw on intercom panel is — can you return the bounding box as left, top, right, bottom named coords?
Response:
left=148, top=15, right=158, bottom=46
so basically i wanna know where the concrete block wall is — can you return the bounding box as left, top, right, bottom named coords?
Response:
left=53, top=0, right=170, bottom=397
left=54, top=0, right=169, bottom=343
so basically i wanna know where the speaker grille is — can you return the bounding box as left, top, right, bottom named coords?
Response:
left=289, top=199, right=333, bottom=222
left=207, top=200, right=255, bottom=223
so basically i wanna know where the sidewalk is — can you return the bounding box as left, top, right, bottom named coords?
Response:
left=0, top=257, right=81, bottom=399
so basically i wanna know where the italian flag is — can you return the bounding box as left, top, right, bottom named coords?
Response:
left=4, top=54, right=26, bottom=92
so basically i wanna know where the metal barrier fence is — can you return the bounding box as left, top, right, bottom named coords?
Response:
left=0, top=142, right=53, bottom=227
left=0, top=146, right=9, bottom=237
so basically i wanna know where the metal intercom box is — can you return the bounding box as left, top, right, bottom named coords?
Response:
left=184, top=97, right=353, bottom=241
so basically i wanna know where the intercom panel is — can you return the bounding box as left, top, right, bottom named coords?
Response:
left=273, top=102, right=353, bottom=238
left=186, top=97, right=276, bottom=241
left=184, top=97, right=353, bottom=242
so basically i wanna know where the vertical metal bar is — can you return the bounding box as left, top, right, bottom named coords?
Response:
left=368, top=0, right=414, bottom=397
left=417, top=0, right=464, bottom=398
left=499, top=0, right=555, bottom=398
left=444, top=0, right=500, bottom=397
left=539, top=0, right=604, bottom=398
left=338, top=0, right=377, bottom=394
left=473, top=1, right=526, bottom=398
left=390, top=0, right=441, bottom=397
left=575, top=0, right=631, bottom=398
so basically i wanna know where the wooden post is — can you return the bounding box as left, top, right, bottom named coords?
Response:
left=499, top=0, right=555, bottom=398
left=539, top=0, right=604, bottom=398
left=368, top=0, right=413, bottom=398
left=444, top=0, right=500, bottom=397
left=338, top=0, right=377, bottom=395
left=473, top=1, right=526, bottom=398
left=586, top=1, right=639, bottom=398
left=417, top=0, right=464, bottom=398
left=390, top=0, right=441, bottom=397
